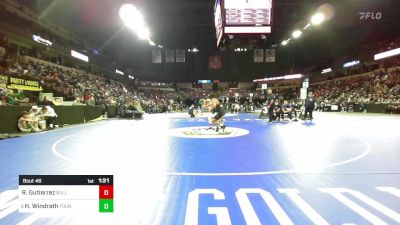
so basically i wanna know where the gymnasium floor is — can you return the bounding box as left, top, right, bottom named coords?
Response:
left=0, top=112, right=399, bottom=225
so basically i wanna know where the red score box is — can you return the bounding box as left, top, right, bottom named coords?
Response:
left=99, top=185, right=113, bottom=199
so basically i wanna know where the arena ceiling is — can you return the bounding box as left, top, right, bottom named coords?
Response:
left=15, top=0, right=400, bottom=81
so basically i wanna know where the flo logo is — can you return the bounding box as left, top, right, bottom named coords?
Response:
left=169, top=126, right=249, bottom=138
left=184, top=187, right=400, bottom=225
left=359, top=11, right=382, bottom=20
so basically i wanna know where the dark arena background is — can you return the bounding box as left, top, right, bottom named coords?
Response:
left=0, top=0, right=400, bottom=224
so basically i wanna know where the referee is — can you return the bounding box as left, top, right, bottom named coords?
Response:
left=266, top=89, right=276, bottom=123
left=304, top=92, right=316, bottom=120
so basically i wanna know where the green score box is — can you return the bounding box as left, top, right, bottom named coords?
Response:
left=99, top=199, right=114, bottom=213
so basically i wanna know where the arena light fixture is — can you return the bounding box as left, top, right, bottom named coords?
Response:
left=292, top=30, right=302, bottom=39
left=253, top=74, right=302, bottom=82
left=321, top=68, right=332, bottom=74
left=343, top=60, right=360, bottom=68
left=119, top=4, right=144, bottom=30
left=311, top=12, right=325, bottom=25
left=119, top=4, right=151, bottom=40
left=149, top=40, right=156, bottom=46
left=116, top=69, right=124, bottom=75
left=71, top=50, right=89, bottom=62
left=137, top=26, right=150, bottom=40
left=281, top=40, right=288, bottom=46
left=374, top=48, right=400, bottom=60
left=284, top=74, right=303, bottom=79
left=32, top=35, right=52, bottom=47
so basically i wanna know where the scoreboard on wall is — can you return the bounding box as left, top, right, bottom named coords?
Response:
left=215, top=0, right=273, bottom=46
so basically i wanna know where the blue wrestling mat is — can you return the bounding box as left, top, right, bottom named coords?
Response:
left=0, top=112, right=399, bottom=225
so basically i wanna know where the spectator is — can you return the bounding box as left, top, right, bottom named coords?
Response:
left=86, top=96, right=96, bottom=106
left=18, top=111, right=41, bottom=133
left=72, top=97, right=84, bottom=105
left=0, top=88, right=6, bottom=106
left=41, top=106, right=57, bottom=129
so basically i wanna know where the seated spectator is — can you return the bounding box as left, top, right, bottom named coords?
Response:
left=0, top=88, right=6, bottom=106
left=133, top=98, right=144, bottom=113
left=29, top=105, right=47, bottom=130
left=18, top=111, right=41, bottom=133
left=86, top=96, right=96, bottom=106
left=6, top=89, right=30, bottom=105
left=29, top=105, right=41, bottom=118
left=41, top=106, right=58, bottom=129
left=281, top=100, right=294, bottom=121
left=52, top=97, right=63, bottom=106
left=72, top=97, right=84, bottom=105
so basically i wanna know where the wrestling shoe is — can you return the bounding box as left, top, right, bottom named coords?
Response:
left=221, top=125, right=226, bottom=132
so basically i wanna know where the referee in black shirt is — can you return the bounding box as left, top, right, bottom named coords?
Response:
left=304, top=92, right=316, bottom=120
left=266, top=89, right=276, bottom=123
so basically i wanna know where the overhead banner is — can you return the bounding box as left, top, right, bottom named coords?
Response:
left=265, top=49, right=275, bottom=62
left=300, top=88, right=307, bottom=100
left=254, top=49, right=264, bottom=62
left=152, top=50, right=162, bottom=63
left=209, top=56, right=222, bottom=69
left=176, top=49, right=185, bottom=63
left=0, top=75, right=43, bottom=91
left=166, top=50, right=175, bottom=63
left=261, top=83, right=268, bottom=90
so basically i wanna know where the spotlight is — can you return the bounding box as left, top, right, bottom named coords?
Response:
left=119, top=4, right=144, bottom=30
left=281, top=40, right=288, bottom=46
left=292, top=30, right=302, bottom=39
left=137, top=26, right=150, bottom=40
left=119, top=4, right=151, bottom=40
left=311, top=12, right=325, bottom=25
left=149, top=40, right=155, bottom=46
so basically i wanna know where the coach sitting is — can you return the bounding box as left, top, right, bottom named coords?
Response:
left=41, top=106, right=58, bottom=129
left=281, top=100, right=294, bottom=121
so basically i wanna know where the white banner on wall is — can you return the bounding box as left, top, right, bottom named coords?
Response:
left=265, top=49, right=275, bottom=62
left=300, top=88, right=308, bottom=100
left=176, top=49, right=185, bottom=63
left=152, top=50, right=162, bottom=63
left=166, top=50, right=175, bottom=63
left=254, top=49, right=264, bottom=62
left=261, top=83, right=268, bottom=90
